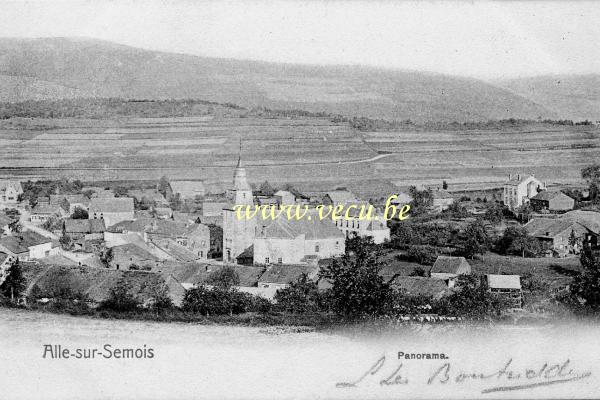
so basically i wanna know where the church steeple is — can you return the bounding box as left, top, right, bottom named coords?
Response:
left=233, top=138, right=252, bottom=204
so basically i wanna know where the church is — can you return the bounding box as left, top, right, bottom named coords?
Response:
left=222, top=152, right=345, bottom=265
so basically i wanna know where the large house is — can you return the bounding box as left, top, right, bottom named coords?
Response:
left=89, top=197, right=134, bottom=228
left=253, top=216, right=345, bottom=265
left=63, top=219, right=106, bottom=241
left=0, top=231, right=53, bottom=261
left=0, top=180, right=23, bottom=207
left=524, top=214, right=599, bottom=254
left=30, top=203, right=66, bottom=225
left=503, top=174, right=546, bottom=210
left=529, top=190, right=574, bottom=212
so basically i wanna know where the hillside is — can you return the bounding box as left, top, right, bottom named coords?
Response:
left=0, top=37, right=558, bottom=122
left=495, top=75, right=600, bottom=122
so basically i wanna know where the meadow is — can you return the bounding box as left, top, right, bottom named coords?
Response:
left=0, top=115, right=597, bottom=199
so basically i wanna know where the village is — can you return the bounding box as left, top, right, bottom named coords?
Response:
left=0, top=147, right=597, bottom=321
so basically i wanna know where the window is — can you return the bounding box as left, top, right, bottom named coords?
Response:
left=277, top=257, right=282, bottom=264
left=199, top=251, right=203, bottom=257
left=265, top=257, right=270, bottom=264
left=315, top=244, right=320, bottom=252
left=335, top=241, right=339, bottom=249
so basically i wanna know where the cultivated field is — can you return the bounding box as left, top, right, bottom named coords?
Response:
left=0, top=116, right=597, bottom=199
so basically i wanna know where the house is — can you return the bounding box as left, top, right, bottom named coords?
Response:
left=63, top=219, right=106, bottom=241
left=150, top=238, right=201, bottom=262
left=429, top=256, right=471, bottom=284
left=332, top=203, right=390, bottom=244
left=0, top=180, right=23, bottom=207
left=82, top=187, right=115, bottom=198
left=524, top=217, right=599, bottom=254
left=431, top=189, right=454, bottom=212
left=170, top=180, right=206, bottom=200
left=388, top=276, right=451, bottom=300
left=256, top=264, right=319, bottom=298
left=128, top=189, right=168, bottom=206
left=503, top=174, right=546, bottom=211
left=253, top=216, right=345, bottom=265
left=49, top=194, right=90, bottom=214
left=484, top=274, right=523, bottom=309
left=0, top=231, right=53, bottom=261
left=202, top=201, right=228, bottom=217
left=157, top=261, right=264, bottom=292
left=529, top=191, right=574, bottom=212
left=89, top=197, right=134, bottom=228
left=154, top=207, right=173, bottom=219
left=323, top=189, right=360, bottom=206
left=390, top=192, right=413, bottom=206
left=236, top=245, right=254, bottom=265
left=109, top=243, right=161, bottom=271
left=30, top=203, right=65, bottom=225
left=274, top=189, right=310, bottom=205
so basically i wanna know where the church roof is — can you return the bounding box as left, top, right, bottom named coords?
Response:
left=257, top=216, right=344, bottom=240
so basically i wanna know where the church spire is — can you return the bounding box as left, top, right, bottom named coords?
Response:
left=236, top=138, right=243, bottom=168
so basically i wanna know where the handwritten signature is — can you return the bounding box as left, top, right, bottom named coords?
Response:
left=336, top=355, right=592, bottom=394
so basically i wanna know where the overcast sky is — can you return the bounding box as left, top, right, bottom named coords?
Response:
left=1, top=0, right=599, bottom=79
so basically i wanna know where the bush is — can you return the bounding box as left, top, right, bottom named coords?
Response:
left=182, top=286, right=271, bottom=315
left=434, top=275, right=509, bottom=319
left=70, top=206, right=88, bottom=219
left=274, top=274, right=323, bottom=313
left=98, top=278, right=140, bottom=312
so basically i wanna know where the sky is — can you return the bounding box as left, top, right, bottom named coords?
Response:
left=0, top=0, right=599, bottom=79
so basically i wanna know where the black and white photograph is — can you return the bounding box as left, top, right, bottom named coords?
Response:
left=0, top=1, right=599, bottom=398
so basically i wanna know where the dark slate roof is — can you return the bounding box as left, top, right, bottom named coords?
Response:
left=530, top=191, right=572, bottom=202
left=430, top=256, right=470, bottom=274
left=257, top=215, right=344, bottom=240
left=150, top=238, right=199, bottom=262
left=64, top=218, right=106, bottom=234
left=111, top=243, right=159, bottom=262
left=158, top=261, right=264, bottom=287
left=0, top=231, right=52, bottom=254
left=89, top=197, right=134, bottom=213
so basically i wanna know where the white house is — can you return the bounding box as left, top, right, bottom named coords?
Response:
left=0, top=231, right=54, bottom=261
left=503, top=174, right=546, bottom=211
left=254, top=216, right=345, bottom=265
left=0, top=180, right=23, bottom=207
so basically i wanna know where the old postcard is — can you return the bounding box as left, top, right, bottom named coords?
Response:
left=0, top=0, right=599, bottom=398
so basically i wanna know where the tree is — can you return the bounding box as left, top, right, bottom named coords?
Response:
left=59, top=233, right=71, bottom=249
left=100, top=247, right=114, bottom=267
left=149, top=282, right=173, bottom=312
left=460, top=220, right=490, bottom=259
left=435, top=275, right=509, bottom=319
left=582, top=165, right=600, bottom=202
left=0, top=259, right=26, bottom=302
left=258, top=181, right=275, bottom=197
left=496, top=226, right=540, bottom=258
left=408, top=186, right=433, bottom=215
left=206, top=266, right=240, bottom=290
left=99, top=278, right=140, bottom=312
left=8, top=219, right=22, bottom=234
left=484, top=203, right=505, bottom=224
left=569, top=248, right=600, bottom=311
left=319, top=237, right=391, bottom=316
left=409, top=267, right=426, bottom=277
left=157, top=176, right=171, bottom=198
left=70, top=206, right=88, bottom=219
left=274, top=274, right=322, bottom=313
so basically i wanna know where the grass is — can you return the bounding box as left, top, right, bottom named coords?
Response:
left=0, top=116, right=597, bottom=198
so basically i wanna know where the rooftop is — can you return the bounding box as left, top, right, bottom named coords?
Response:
left=258, top=264, right=319, bottom=284
left=89, top=197, right=134, bottom=213
left=430, top=256, right=470, bottom=274
left=486, top=274, right=521, bottom=289
left=530, top=190, right=573, bottom=202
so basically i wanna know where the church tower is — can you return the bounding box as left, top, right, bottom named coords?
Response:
left=222, top=140, right=257, bottom=263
